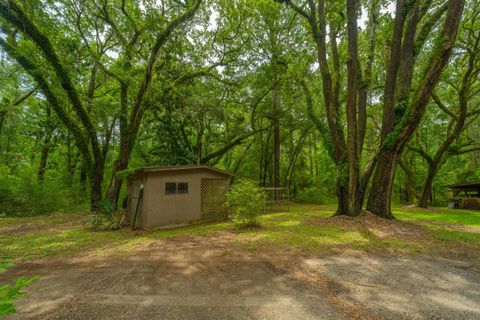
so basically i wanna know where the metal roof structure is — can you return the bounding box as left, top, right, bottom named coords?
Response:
left=132, top=165, right=234, bottom=177
left=447, top=182, right=480, bottom=190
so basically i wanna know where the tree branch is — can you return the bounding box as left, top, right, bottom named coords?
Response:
left=431, top=92, right=458, bottom=120
left=200, top=128, right=267, bottom=164
left=0, top=36, right=93, bottom=170
left=407, top=145, right=433, bottom=163
left=275, top=0, right=312, bottom=23
left=0, top=0, right=102, bottom=162
left=129, top=0, right=203, bottom=139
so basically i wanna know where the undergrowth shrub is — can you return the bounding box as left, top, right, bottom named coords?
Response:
left=89, top=200, right=125, bottom=230
left=295, top=185, right=332, bottom=204
left=0, top=164, right=88, bottom=216
left=226, top=179, right=267, bottom=226
left=0, top=262, right=38, bottom=317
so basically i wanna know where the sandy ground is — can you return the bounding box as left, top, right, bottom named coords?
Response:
left=297, top=254, right=480, bottom=320
left=1, top=234, right=345, bottom=320
left=2, top=233, right=480, bottom=320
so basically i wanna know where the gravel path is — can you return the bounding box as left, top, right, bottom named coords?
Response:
left=300, top=253, right=480, bottom=320
left=1, top=236, right=345, bottom=320
left=3, top=234, right=479, bottom=319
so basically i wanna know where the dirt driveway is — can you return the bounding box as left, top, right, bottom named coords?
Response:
left=1, top=234, right=345, bottom=320
left=2, top=233, right=480, bottom=319
left=299, top=254, right=480, bottom=320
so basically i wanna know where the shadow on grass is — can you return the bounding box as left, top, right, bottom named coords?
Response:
left=2, top=204, right=480, bottom=262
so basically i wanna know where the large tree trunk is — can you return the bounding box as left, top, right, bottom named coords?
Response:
left=417, top=25, right=478, bottom=207
left=106, top=150, right=129, bottom=210
left=106, top=82, right=130, bottom=209
left=358, top=151, right=378, bottom=209
left=335, top=172, right=350, bottom=216
left=398, top=155, right=417, bottom=204
left=366, top=150, right=397, bottom=219
left=37, top=143, right=49, bottom=181
left=345, top=0, right=361, bottom=215
left=90, top=162, right=104, bottom=211
left=418, top=163, right=437, bottom=207
left=37, top=106, right=53, bottom=181
left=302, top=79, right=351, bottom=215
left=106, top=115, right=130, bottom=209
left=380, top=0, right=407, bottom=140
left=367, top=0, right=465, bottom=218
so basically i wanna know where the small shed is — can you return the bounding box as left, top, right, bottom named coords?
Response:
left=448, top=182, right=480, bottom=210
left=126, top=165, right=233, bottom=229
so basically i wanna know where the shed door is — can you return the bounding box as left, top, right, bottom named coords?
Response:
left=201, top=178, right=229, bottom=221
left=128, top=180, right=143, bottom=225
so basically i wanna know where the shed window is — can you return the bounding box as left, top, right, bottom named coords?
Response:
left=178, top=182, right=188, bottom=194
left=165, top=182, right=176, bottom=195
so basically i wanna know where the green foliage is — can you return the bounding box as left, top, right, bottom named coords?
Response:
left=89, top=213, right=123, bottom=231
left=0, top=0, right=478, bottom=216
left=295, top=186, right=332, bottom=204
left=0, top=164, right=88, bottom=216
left=0, top=262, right=38, bottom=317
left=0, top=262, right=14, bottom=273
left=226, top=179, right=267, bottom=226
left=89, top=200, right=124, bottom=230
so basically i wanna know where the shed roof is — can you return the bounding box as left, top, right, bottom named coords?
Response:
left=131, top=165, right=234, bottom=177
left=447, top=182, right=480, bottom=190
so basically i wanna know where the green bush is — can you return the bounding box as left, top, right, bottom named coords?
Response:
left=0, top=164, right=88, bottom=216
left=226, top=179, right=267, bottom=226
left=295, top=185, right=332, bottom=204
left=0, top=262, right=38, bottom=317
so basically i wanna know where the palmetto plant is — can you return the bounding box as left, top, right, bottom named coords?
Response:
left=0, top=262, right=39, bottom=317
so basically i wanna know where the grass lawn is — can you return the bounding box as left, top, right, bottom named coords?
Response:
left=1, top=204, right=479, bottom=262
left=393, top=205, right=480, bottom=226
